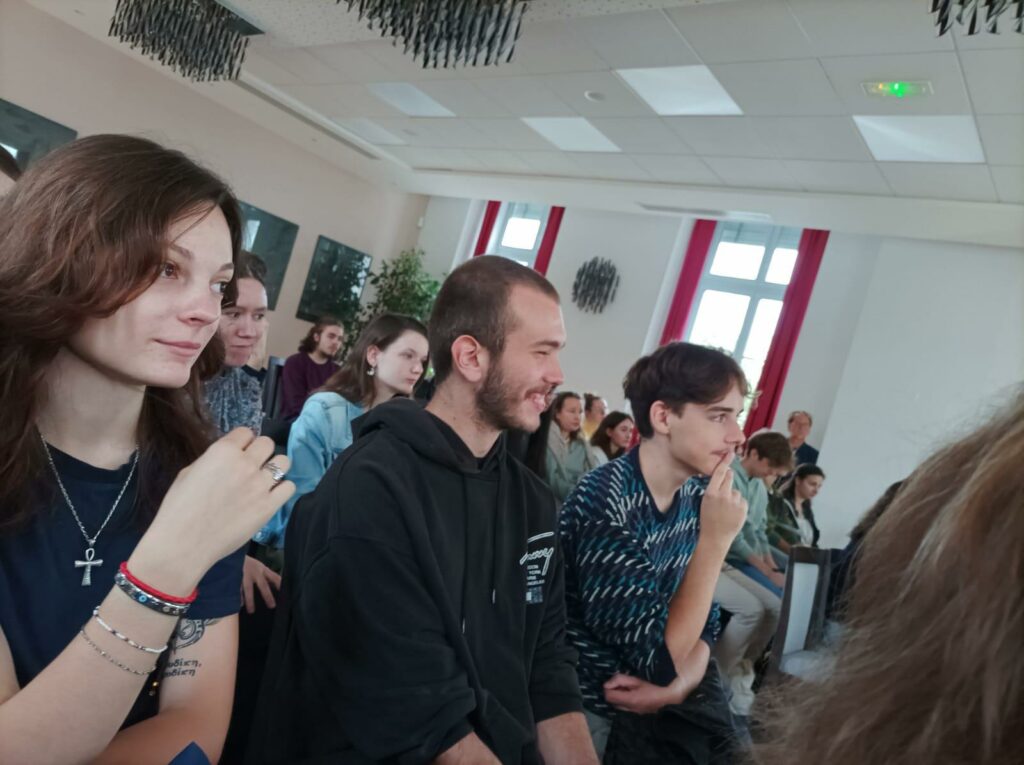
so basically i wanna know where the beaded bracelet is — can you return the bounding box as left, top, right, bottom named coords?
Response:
left=114, top=571, right=191, bottom=617
left=79, top=628, right=157, bottom=676
left=118, top=561, right=198, bottom=605
left=92, top=607, right=168, bottom=654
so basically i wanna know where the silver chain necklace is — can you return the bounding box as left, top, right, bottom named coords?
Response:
left=39, top=433, right=139, bottom=587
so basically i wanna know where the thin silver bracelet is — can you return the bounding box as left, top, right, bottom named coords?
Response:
left=79, top=628, right=157, bottom=676
left=92, top=607, right=168, bottom=654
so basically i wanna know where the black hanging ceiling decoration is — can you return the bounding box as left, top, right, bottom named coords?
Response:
left=337, top=0, right=531, bottom=69
left=572, top=258, right=620, bottom=315
left=109, top=0, right=260, bottom=82
left=930, top=0, right=1023, bottom=35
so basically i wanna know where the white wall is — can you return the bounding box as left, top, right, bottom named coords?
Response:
left=542, top=209, right=689, bottom=406
left=416, top=196, right=480, bottom=280
left=0, top=0, right=428, bottom=360
left=770, top=233, right=881, bottom=447
left=814, top=238, right=1024, bottom=547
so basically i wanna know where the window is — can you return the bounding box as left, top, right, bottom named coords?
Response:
left=684, top=223, right=802, bottom=415
left=484, top=202, right=552, bottom=268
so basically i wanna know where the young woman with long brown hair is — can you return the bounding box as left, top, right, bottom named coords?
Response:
left=254, top=312, right=428, bottom=550
left=753, top=393, right=1024, bottom=765
left=0, top=135, right=294, bottom=764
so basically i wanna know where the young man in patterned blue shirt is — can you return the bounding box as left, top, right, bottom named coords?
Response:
left=559, top=343, right=749, bottom=759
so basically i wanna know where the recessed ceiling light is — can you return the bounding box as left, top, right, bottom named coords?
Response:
left=853, top=115, right=985, bottom=163
left=521, top=118, right=621, bottom=153
left=617, top=66, right=742, bottom=116
left=584, top=90, right=606, bottom=102
left=366, top=82, right=455, bottom=117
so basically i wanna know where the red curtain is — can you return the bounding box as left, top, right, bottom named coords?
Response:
left=473, top=200, right=502, bottom=256
left=533, top=206, right=564, bottom=276
left=744, top=228, right=829, bottom=436
left=659, top=219, right=718, bottom=346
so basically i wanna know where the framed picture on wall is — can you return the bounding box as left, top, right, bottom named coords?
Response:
left=238, top=200, right=299, bottom=311
left=296, top=235, right=372, bottom=325
left=0, top=98, right=77, bottom=170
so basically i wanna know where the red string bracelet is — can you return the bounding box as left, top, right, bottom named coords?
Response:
left=118, top=562, right=198, bottom=604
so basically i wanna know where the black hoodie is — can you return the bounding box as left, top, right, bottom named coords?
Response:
left=247, top=398, right=582, bottom=765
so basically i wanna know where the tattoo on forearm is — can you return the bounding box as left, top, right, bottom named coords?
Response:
left=163, top=657, right=203, bottom=679
left=170, top=618, right=221, bottom=650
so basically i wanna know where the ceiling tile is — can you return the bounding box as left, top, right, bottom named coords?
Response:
left=616, top=66, right=742, bottom=116
left=467, top=119, right=558, bottom=151
left=787, top=0, right=954, bottom=57
left=664, top=117, right=775, bottom=158
left=464, top=149, right=535, bottom=173
left=751, top=116, right=873, bottom=161
left=414, top=80, right=512, bottom=118
left=511, top=20, right=609, bottom=75
left=373, top=118, right=493, bottom=149
left=666, top=0, right=813, bottom=64
left=242, top=52, right=303, bottom=86
left=709, top=59, right=845, bottom=116
left=249, top=45, right=345, bottom=84
left=853, top=115, right=986, bottom=163
left=305, top=42, right=398, bottom=82
left=959, top=49, right=1024, bottom=114
left=366, top=83, right=455, bottom=117
left=566, top=154, right=652, bottom=181
left=568, top=10, right=700, bottom=69
left=360, top=40, right=484, bottom=81
left=820, top=52, right=971, bottom=115
left=545, top=72, right=654, bottom=117
left=976, top=115, right=1024, bottom=165
left=782, top=160, right=891, bottom=195
left=516, top=151, right=584, bottom=176
left=879, top=163, right=998, bottom=201
left=588, top=118, right=692, bottom=154
left=703, top=157, right=802, bottom=190
left=336, top=118, right=405, bottom=145
left=280, top=84, right=404, bottom=118
left=469, top=76, right=576, bottom=117
left=631, top=154, right=722, bottom=185
left=952, top=25, right=1024, bottom=50
left=990, top=165, right=1024, bottom=203
left=386, top=146, right=485, bottom=171
left=522, top=117, right=621, bottom=152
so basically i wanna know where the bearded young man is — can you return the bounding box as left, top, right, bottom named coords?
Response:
left=248, top=257, right=597, bottom=765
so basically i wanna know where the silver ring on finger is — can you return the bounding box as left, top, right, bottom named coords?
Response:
left=262, top=461, right=286, bottom=487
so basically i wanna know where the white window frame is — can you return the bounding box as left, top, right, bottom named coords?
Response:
left=484, top=201, right=551, bottom=268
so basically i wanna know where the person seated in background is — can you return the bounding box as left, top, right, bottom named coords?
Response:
left=560, top=342, right=748, bottom=762
left=203, top=252, right=268, bottom=436
left=753, top=392, right=1024, bottom=765
left=581, top=392, right=607, bottom=440
left=545, top=391, right=599, bottom=502
left=723, top=433, right=792, bottom=600
left=589, top=411, right=634, bottom=465
left=278, top=315, right=343, bottom=420
left=827, top=480, right=903, bottom=621
left=767, top=464, right=825, bottom=557
left=253, top=313, right=428, bottom=551
left=711, top=432, right=792, bottom=717
left=786, top=410, right=818, bottom=466
left=0, top=134, right=294, bottom=765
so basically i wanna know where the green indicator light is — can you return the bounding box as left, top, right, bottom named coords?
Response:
left=863, top=81, right=931, bottom=99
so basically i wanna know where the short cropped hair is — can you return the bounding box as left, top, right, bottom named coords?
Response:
left=788, top=410, right=813, bottom=426
left=429, top=256, right=559, bottom=385
left=746, top=431, right=794, bottom=470
left=623, top=342, right=749, bottom=439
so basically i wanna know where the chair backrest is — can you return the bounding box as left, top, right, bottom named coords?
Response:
left=262, top=356, right=285, bottom=419
left=768, top=546, right=834, bottom=679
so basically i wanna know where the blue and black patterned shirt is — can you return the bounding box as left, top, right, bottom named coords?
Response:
left=559, top=447, right=719, bottom=718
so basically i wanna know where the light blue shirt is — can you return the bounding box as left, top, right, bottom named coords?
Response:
left=254, top=392, right=365, bottom=548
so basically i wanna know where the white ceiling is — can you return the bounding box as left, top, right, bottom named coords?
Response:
left=23, top=0, right=1024, bottom=245
left=226, top=0, right=1023, bottom=204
